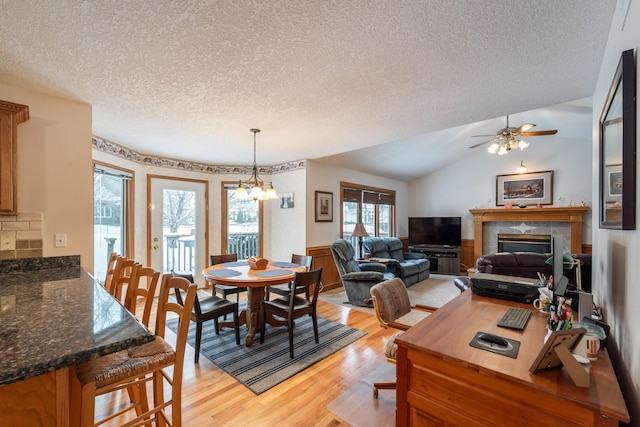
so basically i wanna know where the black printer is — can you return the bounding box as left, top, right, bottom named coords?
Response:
left=470, top=272, right=540, bottom=303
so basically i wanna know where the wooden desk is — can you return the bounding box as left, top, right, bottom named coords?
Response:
left=395, top=290, right=630, bottom=426
left=203, top=261, right=306, bottom=346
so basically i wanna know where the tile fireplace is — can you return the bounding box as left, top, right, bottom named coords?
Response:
left=469, top=207, right=589, bottom=260
left=497, top=233, right=552, bottom=253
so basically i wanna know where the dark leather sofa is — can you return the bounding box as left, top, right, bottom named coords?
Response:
left=363, top=237, right=430, bottom=286
left=475, top=252, right=591, bottom=293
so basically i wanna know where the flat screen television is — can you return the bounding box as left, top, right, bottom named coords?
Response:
left=408, top=216, right=462, bottom=247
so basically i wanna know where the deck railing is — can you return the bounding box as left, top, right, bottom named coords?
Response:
left=163, top=232, right=260, bottom=273
left=227, top=233, right=259, bottom=260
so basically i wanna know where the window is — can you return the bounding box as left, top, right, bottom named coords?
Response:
left=222, top=182, right=263, bottom=259
left=340, top=182, right=395, bottom=248
left=93, top=162, right=133, bottom=282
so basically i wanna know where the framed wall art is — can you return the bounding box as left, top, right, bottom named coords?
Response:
left=496, top=170, right=553, bottom=206
left=604, top=164, right=622, bottom=203
left=280, top=192, right=294, bottom=209
left=599, top=48, right=636, bottom=230
left=315, top=191, right=333, bottom=222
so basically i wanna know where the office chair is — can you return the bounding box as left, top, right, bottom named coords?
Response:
left=370, top=277, right=436, bottom=397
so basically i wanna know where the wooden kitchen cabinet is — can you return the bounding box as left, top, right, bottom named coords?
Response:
left=0, top=100, right=29, bottom=214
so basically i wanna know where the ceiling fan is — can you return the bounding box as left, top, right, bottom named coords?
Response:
left=469, top=115, right=558, bottom=155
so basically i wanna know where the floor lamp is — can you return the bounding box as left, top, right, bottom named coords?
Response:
left=352, top=223, right=369, bottom=259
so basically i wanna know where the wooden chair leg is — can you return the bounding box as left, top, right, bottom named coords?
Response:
left=134, top=381, right=150, bottom=420
left=288, top=316, right=295, bottom=358
left=152, top=371, right=166, bottom=427
left=312, top=313, right=319, bottom=343
left=80, top=381, right=96, bottom=427
left=233, top=310, right=240, bottom=345
left=194, top=322, right=203, bottom=363
left=373, top=381, right=396, bottom=398
left=259, top=308, right=266, bottom=344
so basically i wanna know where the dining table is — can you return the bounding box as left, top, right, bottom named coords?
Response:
left=203, top=260, right=307, bottom=346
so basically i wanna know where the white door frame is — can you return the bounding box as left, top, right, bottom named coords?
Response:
left=147, top=175, right=209, bottom=287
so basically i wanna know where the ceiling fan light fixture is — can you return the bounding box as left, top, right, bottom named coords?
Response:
left=471, top=115, right=557, bottom=155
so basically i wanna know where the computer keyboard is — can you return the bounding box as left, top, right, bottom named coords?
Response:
left=497, top=307, right=532, bottom=330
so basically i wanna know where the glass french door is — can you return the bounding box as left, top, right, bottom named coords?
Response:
left=148, top=176, right=208, bottom=287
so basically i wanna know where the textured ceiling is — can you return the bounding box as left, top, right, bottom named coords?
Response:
left=0, top=1, right=615, bottom=180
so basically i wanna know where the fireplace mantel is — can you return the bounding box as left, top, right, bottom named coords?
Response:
left=469, top=206, right=589, bottom=260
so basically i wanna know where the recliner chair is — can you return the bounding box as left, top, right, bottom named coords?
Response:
left=330, top=239, right=395, bottom=307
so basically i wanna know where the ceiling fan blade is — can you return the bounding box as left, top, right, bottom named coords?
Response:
left=469, top=138, right=495, bottom=149
left=514, top=123, right=536, bottom=133
left=471, top=134, right=496, bottom=138
left=518, top=130, right=558, bottom=137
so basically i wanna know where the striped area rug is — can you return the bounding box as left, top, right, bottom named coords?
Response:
left=167, top=315, right=366, bottom=395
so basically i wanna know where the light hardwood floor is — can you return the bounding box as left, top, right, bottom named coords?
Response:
left=96, top=294, right=399, bottom=426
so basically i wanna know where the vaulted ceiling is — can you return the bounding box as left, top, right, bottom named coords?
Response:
left=0, top=1, right=615, bottom=181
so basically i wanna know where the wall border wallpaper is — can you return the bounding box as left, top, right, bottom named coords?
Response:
left=92, top=136, right=306, bottom=175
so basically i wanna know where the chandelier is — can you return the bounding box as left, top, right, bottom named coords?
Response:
left=487, top=134, right=529, bottom=155
left=232, top=128, right=279, bottom=201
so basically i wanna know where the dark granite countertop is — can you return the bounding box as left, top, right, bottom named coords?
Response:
left=0, top=256, right=154, bottom=386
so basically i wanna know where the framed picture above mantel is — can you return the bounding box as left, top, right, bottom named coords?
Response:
left=495, top=170, right=553, bottom=206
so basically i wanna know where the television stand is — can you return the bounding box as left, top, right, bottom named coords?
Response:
left=409, top=245, right=460, bottom=275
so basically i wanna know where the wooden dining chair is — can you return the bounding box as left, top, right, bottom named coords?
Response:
left=369, top=277, right=436, bottom=397
left=103, top=252, right=118, bottom=285
left=210, top=253, right=247, bottom=303
left=74, top=274, right=197, bottom=426
left=260, top=268, right=323, bottom=358
left=125, top=264, right=160, bottom=327
left=171, top=271, right=241, bottom=362
left=103, top=253, right=123, bottom=295
left=266, top=254, right=313, bottom=299
left=108, top=257, right=138, bottom=304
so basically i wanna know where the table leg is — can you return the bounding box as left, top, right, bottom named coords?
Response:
left=243, top=287, right=265, bottom=346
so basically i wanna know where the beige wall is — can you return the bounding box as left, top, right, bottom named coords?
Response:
left=408, top=103, right=593, bottom=242
left=305, top=160, right=410, bottom=246
left=0, top=83, right=93, bottom=271
left=92, top=152, right=409, bottom=265
left=270, top=168, right=307, bottom=261
left=591, top=1, right=640, bottom=421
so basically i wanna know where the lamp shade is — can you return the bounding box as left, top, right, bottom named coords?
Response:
left=352, top=222, right=369, bottom=238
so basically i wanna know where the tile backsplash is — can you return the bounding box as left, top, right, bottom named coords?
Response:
left=0, top=212, right=43, bottom=260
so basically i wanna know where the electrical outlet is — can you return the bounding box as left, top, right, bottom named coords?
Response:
left=0, top=231, right=15, bottom=251
left=54, top=233, right=67, bottom=248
